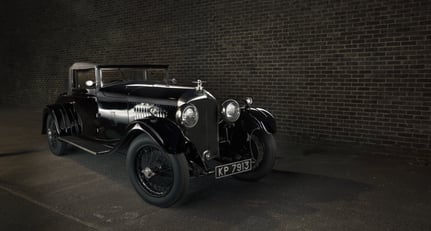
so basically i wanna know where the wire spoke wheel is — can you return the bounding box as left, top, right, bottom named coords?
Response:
left=249, top=135, right=265, bottom=169
left=136, top=145, right=174, bottom=197
left=46, top=114, right=66, bottom=156
left=47, top=122, right=58, bottom=148
left=127, top=135, right=189, bottom=207
left=235, top=131, right=276, bottom=181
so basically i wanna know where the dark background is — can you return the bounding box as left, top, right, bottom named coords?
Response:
left=1, top=0, right=430, bottom=159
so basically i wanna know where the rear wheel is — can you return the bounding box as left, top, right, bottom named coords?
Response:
left=235, top=131, right=276, bottom=181
left=126, top=135, right=189, bottom=207
left=46, top=114, right=67, bottom=156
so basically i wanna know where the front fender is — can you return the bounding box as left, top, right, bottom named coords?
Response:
left=119, top=119, right=187, bottom=154
left=239, top=108, right=276, bottom=134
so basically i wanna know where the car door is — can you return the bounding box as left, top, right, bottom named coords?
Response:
left=71, top=69, right=99, bottom=139
left=94, top=68, right=130, bottom=140
left=95, top=86, right=129, bottom=140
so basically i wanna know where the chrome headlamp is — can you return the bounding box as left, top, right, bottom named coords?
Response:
left=221, top=99, right=240, bottom=122
left=177, top=104, right=199, bottom=128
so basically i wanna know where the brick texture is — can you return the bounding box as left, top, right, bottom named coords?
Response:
left=1, top=0, right=430, bottom=158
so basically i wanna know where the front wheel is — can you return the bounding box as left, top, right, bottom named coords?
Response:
left=235, top=132, right=276, bottom=181
left=126, top=135, right=189, bottom=207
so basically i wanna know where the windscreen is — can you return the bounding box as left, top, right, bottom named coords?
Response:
left=100, top=68, right=167, bottom=86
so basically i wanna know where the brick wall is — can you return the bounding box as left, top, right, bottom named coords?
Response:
left=1, top=0, right=430, bottom=158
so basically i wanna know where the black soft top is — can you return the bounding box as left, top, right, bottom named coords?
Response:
left=70, top=62, right=168, bottom=71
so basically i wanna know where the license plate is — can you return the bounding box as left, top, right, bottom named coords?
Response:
left=215, top=159, right=252, bottom=179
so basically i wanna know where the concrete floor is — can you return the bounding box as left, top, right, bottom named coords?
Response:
left=0, top=108, right=430, bottom=231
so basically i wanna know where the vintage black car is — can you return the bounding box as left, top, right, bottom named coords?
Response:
left=42, top=62, right=277, bottom=207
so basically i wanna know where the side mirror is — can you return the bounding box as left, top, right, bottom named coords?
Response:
left=170, top=78, right=177, bottom=84
left=85, top=80, right=95, bottom=87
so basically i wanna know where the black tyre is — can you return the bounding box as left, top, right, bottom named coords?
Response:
left=126, top=135, right=189, bottom=207
left=235, top=131, right=276, bottom=181
left=46, top=114, right=67, bottom=156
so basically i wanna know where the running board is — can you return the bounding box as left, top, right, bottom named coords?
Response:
left=58, top=136, right=112, bottom=155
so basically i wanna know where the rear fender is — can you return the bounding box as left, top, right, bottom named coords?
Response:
left=42, top=103, right=82, bottom=136
left=118, top=119, right=187, bottom=154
